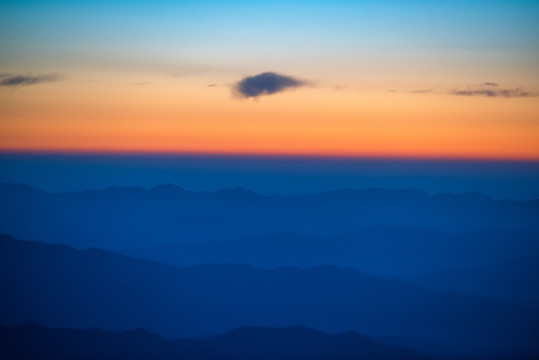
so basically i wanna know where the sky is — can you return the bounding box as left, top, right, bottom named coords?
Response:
left=1, top=0, right=538, bottom=159
left=0, top=1, right=539, bottom=198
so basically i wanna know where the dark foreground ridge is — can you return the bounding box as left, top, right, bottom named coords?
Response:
left=0, top=322, right=433, bottom=360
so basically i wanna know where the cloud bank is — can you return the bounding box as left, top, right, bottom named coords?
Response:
left=0, top=73, right=61, bottom=88
left=233, top=72, right=307, bottom=98
left=450, top=83, right=537, bottom=98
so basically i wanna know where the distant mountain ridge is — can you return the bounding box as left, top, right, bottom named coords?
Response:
left=0, top=322, right=434, bottom=360
left=1, top=234, right=538, bottom=358
left=126, top=226, right=539, bottom=278
left=1, top=182, right=538, bottom=252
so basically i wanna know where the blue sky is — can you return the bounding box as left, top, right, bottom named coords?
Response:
left=2, top=0, right=538, bottom=86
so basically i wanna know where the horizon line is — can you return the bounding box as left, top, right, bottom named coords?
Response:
left=0, top=181, right=529, bottom=200
left=1, top=149, right=539, bottom=163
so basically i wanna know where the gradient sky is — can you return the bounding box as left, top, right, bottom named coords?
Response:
left=1, top=0, right=539, bottom=159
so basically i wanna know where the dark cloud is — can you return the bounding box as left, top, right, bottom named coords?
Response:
left=483, top=82, right=499, bottom=87
left=0, top=73, right=61, bottom=88
left=233, top=72, right=307, bottom=98
left=207, top=83, right=216, bottom=87
left=450, top=86, right=538, bottom=98
left=411, top=89, right=431, bottom=94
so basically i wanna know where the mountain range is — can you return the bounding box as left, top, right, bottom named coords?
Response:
left=1, top=182, right=538, bottom=253
left=2, top=234, right=538, bottom=358
left=2, top=182, right=538, bottom=359
left=125, top=227, right=539, bottom=279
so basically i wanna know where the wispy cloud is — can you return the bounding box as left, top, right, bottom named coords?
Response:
left=450, top=83, right=537, bottom=98
left=233, top=72, right=307, bottom=98
left=388, top=89, right=432, bottom=94
left=0, top=73, right=62, bottom=88
left=402, top=82, right=537, bottom=98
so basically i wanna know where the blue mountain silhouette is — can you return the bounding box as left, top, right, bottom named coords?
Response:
left=125, top=227, right=539, bottom=278
left=1, top=183, right=538, bottom=252
left=1, top=234, right=538, bottom=358
left=0, top=322, right=434, bottom=360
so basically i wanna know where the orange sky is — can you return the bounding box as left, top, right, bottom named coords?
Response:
left=2, top=1, right=539, bottom=160
left=1, top=74, right=539, bottom=160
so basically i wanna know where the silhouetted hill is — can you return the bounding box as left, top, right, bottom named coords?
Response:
left=0, top=322, right=434, bottom=360
left=126, top=227, right=539, bottom=278
left=1, top=182, right=538, bottom=251
left=415, top=254, right=539, bottom=310
left=1, top=235, right=538, bottom=358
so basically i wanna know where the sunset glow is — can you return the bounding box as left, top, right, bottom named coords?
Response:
left=1, top=1, right=539, bottom=160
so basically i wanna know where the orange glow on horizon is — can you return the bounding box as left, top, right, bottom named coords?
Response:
left=1, top=77, right=539, bottom=162
left=1, top=145, right=539, bottom=162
